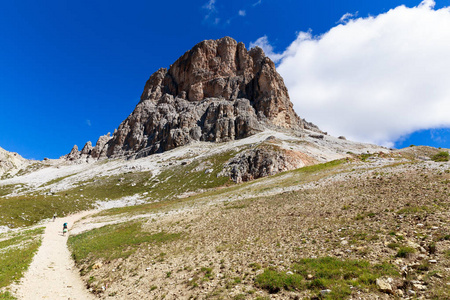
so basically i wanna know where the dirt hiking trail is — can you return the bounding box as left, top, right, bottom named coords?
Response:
left=12, top=211, right=96, bottom=300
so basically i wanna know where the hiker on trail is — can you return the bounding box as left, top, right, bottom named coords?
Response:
left=62, top=222, right=68, bottom=236
left=52, top=213, right=57, bottom=222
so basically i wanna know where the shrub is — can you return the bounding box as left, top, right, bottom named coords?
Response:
left=431, top=151, right=449, bottom=162
left=396, top=246, right=415, bottom=258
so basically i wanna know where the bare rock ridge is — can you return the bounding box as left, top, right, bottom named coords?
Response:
left=67, top=37, right=321, bottom=160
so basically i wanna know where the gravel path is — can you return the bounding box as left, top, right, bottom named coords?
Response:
left=12, top=211, right=95, bottom=300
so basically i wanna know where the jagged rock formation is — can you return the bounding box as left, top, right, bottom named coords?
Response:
left=66, top=145, right=80, bottom=161
left=67, top=37, right=321, bottom=160
left=66, top=134, right=112, bottom=161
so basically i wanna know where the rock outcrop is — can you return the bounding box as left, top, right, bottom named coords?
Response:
left=220, top=143, right=315, bottom=183
left=66, top=145, right=80, bottom=161
left=0, top=147, right=28, bottom=177
left=68, top=37, right=321, bottom=160
left=66, top=133, right=112, bottom=161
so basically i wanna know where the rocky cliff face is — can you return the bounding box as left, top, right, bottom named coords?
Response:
left=68, top=37, right=320, bottom=160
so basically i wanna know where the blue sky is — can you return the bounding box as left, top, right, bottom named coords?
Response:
left=1, top=0, right=449, bottom=159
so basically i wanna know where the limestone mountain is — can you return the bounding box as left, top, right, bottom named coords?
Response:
left=67, top=37, right=321, bottom=160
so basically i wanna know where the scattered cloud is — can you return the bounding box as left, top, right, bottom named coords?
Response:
left=202, top=0, right=262, bottom=26
left=86, top=119, right=91, bottom=126
left=253, top=0, right=262, bottom=7
left=250, top=0, right=450, bottom=147
left=202, top=0, right=218, bottom=23
left=338, top=12, right=358, bottom=24
left=430, top=129, right=448, bottom=144
left=203, top=0, right=216, bottom=12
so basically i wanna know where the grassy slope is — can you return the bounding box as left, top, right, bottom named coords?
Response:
left=0, top=149, right=241, bottom=228
left=67, top=155, right=450, bottom=299
left=1, top=145, right=449, bottom=298
left=0, top=227, right=44, bottom=298
left=93, top=158, right=347, bottom=219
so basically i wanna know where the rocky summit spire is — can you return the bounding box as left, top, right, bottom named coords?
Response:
left=68, top=37, right=320, bottom=160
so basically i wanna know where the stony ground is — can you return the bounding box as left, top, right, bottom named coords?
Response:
left=1, top=140, right=449, bottom=299
left=73, top=154, right=450, bottom=299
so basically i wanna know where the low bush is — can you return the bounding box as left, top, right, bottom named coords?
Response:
left=396, top=246, right=415, bottom=258
left=431, top=151, right=449, bottom=162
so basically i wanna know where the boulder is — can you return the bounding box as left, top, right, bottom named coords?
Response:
left=376, top=277, right=393, bottom=294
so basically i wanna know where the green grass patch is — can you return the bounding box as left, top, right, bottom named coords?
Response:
left=0, top=227, right=44, bottom=289
left=60, top=172, right=154, bottom=203
left=255, top=269, right=304, bottom=293
left=292, top=159, right=345, bottom=175
left=68, top=221, right=183, bottom=264
left=396, top=246, right=415, bottom=258
left=397, top=205, right=432, bottom=215
left=431, top=151, right=449, bottom=162
left=0, top=291, right=16, bottom=299
left=0, top=193, right=96, bottom=228
left=255, top=257, right=397, bottom=299
left=0, top=185, right=23, bottom=197
left=359, top=153, right=374, bottom=162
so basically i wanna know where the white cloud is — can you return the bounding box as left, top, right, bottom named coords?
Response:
left=251, top=0, right=450, bottom=147
left=203, top=0, right=217, bottom=23
left=249, top=36, right=284, bottom=63
left=238, top=10, right=246, bottom=17
left=338, top=12, right=357, bottom=24
left=419, top=0, right=435, bottom=8
left=86, top=119, right=91, bottom=126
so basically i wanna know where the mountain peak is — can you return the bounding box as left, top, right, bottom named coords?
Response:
left=68, top=37, right=321, bottom=160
